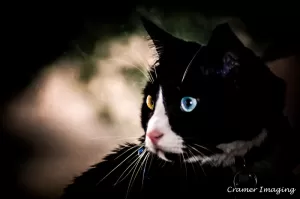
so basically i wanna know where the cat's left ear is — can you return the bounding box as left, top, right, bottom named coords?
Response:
left=208, top=24, right=286, bottom=114
left=206, top=23, right=246, bottom=76
left=207, top=23, right=245, bottom=52
left=141, top=16, right=183, bottom=57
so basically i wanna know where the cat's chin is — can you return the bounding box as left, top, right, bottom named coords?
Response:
left=145, top=144, right=183, bottom=162
left=157, top=150, right=171, bottom=162
left=156, top=150, right=182, bottom=162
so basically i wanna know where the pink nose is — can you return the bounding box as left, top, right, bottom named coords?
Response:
left=147, top=130, right=163, bottom=144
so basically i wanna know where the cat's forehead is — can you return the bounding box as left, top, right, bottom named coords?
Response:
left=153, top=45, right=233, bottom=89
left=153, top=43, right=207, bottom=85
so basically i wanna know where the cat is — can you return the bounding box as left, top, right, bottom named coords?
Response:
left=61, top=17, right=297, bottom=199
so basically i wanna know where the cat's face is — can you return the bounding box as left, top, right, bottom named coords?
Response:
left=140, top=18, right=284, bottom=163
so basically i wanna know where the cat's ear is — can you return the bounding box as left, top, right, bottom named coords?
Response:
left=206, top=23, right=247, bottom=76
left=141, top=16, right=181, bottom=56
left=208, top=24, right=286, bottom=114
left=207, top=23, right=245, bottom=53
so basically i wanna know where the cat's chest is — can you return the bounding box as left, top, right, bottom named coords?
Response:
left=111, top=161, right=233, bottom=198
left=65, top=155, right=234, bottom=199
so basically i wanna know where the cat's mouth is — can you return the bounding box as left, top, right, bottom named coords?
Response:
left=152, top=147, right=183, bottom=162
left=145, top=134, right=184, bottom=162
left=148, top=146, right=170, bottom=162
left=156, top=149, right=171, bottom=162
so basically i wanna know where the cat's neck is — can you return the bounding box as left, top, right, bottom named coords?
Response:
left=233, top=115, right=295, bottom=186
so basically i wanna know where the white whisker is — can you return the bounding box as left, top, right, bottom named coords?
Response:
left=187, top=146, right=206, bottom=176
left=114, top=145, right=143, bottom=160
left=181, top=153, right=188, bottom=180
left=141, top=153, right=150, bottom=190
left=185, top=150, right=196, bottom=175
left=181, top=46, right=203, bottom=83
left=193, top=144, right=213, bottom=153
left=96, top=145, right=143, bottom=185
left=89, top=136, right=141, bottom=141
left=114, top=149, right=146, bottom=185
left=189, top=145, right=206, bottom=156
left=129, top=48, right=155, bottom=82
left=107, top=58, right=152, bottom=83
left=125, top=151, right=147, bottom=199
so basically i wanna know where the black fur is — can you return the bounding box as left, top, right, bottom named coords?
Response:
left=62, top=142, right=236, bottom=199
left=61, top=17, right=296, bottom=199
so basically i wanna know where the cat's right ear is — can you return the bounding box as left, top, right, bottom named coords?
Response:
left=141, top=16, right=181, bottom=56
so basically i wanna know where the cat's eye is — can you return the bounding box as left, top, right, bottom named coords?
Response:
left=180, top=97, right=197, bottom=112
left=146, top=95, right=154, bottom=110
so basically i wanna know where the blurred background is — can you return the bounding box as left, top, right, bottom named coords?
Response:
left=2, top=3, right=300, bottom=199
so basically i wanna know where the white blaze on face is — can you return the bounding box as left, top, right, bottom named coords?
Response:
left=145, top=87, right=184, bottom=160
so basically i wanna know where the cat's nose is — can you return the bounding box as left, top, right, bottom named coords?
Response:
left=147, top=130, right=163, bottom=145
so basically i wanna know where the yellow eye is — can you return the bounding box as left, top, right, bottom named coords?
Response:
left=146, top=95, right=154, bottom=110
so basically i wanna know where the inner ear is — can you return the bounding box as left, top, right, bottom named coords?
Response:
left=141, top=16, right=183, bottom=57
left=206, top=23, right=246, bottom=76
left=218, top=51, right=240, bottom=76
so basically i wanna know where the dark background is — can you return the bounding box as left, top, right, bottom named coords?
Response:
left=2, top=3, right=300, bottom=199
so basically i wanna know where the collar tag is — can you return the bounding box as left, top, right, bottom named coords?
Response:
left=233, top=157, right=258, bottom=188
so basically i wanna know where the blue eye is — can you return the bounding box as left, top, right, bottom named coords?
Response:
left=180, top=97, right=198, bottom=112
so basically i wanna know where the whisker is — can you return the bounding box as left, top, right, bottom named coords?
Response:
left=123, top=50, right=154, bottom=83
left=187, top=146, right=207, bottom=176
left=188, top=148, right=206, bottom=176
left=113, top=137, right=142, bottom=141
left=128, top=47, right=150, bottom=71
left=158, top=159, right=164, bottom=167
left=193, top=143, right=214, bottom=154
left=181, top=153, right=188, bottom=180
left=151, top=66, right=158, bottom=79
left=181, top=46, right=203, bottom=83
left=179, top=152, right=183, bottom=167
left=146, top=63, right=156, bottom=81
left=75, top=45, right=89, bottom=58
left=125, top=153, right=145, bottom=198
left=161, top=160, right=167, bottom=168
left=130, top=48, right=155, bottom=82
left=96, top=145, right=143, bottom=185
left=146, top=70, right=154, bottom=83
left=132, top=152, right=149, bottom=190
left=89, top=135, right=141, bottom=141
left=189, top=145, right=205, bottom=157
left=114, top=154, right=144, bottom=185
left=150, top=71, right=155, bottom=82
left=185, top=150, right=196, bottom=176
left=141, top=153, right=150, bottom=190
left=107, top=58, right=152, bottom=83
left=148, top=153, right=154, bottom=170
left=125, top=151, right=147, bottom=199
left=107, top=46, right=152, bottom=82
left=114, top=145, right=143, bottom=160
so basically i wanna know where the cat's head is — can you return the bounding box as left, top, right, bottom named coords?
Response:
left=140, top=17, right=285, bottom=163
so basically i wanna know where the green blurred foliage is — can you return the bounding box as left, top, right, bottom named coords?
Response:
left=98, top=106, right=114, bottom=124
left=121, top=67, right=148, bottom=89
left=66, top=9, right=228, bottom=84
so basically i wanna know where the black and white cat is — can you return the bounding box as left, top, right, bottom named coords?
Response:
left=61, top=17, right=297, bottom=199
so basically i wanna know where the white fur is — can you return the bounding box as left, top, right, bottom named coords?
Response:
left=145, top=87, right=184, bottom=160
left=184, top=129, right=268, bottom=167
